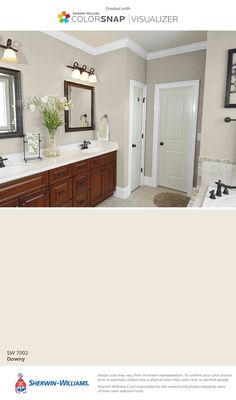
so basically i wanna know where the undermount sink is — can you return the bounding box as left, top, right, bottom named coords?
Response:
left=82, top=147, right=102, bottom=154
left=0, top=164, right=29, bottom=178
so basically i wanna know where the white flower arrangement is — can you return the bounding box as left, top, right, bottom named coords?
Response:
left=24, top=95, right=73, bottom=135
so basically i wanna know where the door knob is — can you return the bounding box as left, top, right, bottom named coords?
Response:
left=132, top=144, right=136, bottom=148
left=160, top=141, right=164, bottom=146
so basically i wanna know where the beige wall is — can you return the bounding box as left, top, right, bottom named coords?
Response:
left=124, top=49, right=146, bottom=187
left=0, top=31, right=206, bottom=188
left=95, top=49, right=127, bottom=188
left=0, top=32, right=146, bottom=188
left=200, top=31, right=236, bottom=162
left=0, top=31, right=95, bottom=155
left=95, top=48, right=146, bottom=187
left=145, top=50, right=206, bottom=178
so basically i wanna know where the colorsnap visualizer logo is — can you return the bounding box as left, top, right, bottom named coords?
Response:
left=71, top=14, right=126, bottom=23
left=58, top=11, right=70, bottom=23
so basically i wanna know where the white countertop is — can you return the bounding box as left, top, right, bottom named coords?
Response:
left=0, top=141, right=118, bottom=185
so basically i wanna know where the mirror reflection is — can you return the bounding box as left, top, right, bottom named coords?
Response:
left=0, top=67, right=23, bottom=138
left=64, top=81, right=94, bottom=132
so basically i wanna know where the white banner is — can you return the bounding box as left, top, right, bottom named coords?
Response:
left=0, top=366, right=235, bottom=399
left=1, top=0, right=236, bottom=30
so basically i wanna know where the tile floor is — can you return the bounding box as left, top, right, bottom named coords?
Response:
left=98, top=185, right=182, bottom=207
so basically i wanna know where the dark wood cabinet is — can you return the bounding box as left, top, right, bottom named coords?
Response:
left=0, top=151, right=117, bottom=207
left=91, top=166, right=104, bottom=207
left=49, top=164, right=72, bottom=184
left=0, top=172, right=48, bottom=206
left=50, top=179, right=73, bottom=206
left=90, top=154, right=117, bottom=206
left=104, top=162, right=116, bottom=199
left=73, top=172, right=90, bottom=196
left=72, top=159, right=90, bottom=176
left=57, top=199, right=73, bottom=207
left=73, top=191, right=90, bottom=207
left=19, top=189, right=49, bottom=207
left=1, top=198, right=19, bottom=207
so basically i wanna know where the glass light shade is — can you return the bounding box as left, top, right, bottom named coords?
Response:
left=89, top=73, right=98, bottom=83
left=1, top=48, right=18, bottom=63
left=71, top=69, right=81, bottom=79
left=80, top=71, right=89, bottom=81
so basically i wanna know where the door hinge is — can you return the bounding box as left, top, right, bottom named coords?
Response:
left=141, top=134, right=144, bottom=139
left=141, top=168, right=143, bottom=173
left=143, top=97, right=146, bottom=103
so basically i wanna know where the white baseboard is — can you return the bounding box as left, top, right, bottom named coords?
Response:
left=114, top=186, right=130, bottom=199
left=144, top=176, right=154, bottom=187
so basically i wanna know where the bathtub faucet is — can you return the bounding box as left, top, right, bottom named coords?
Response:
left=214, top=179, right=236, bottom=195
left=215, top=180, right=223, bottom=196
left=215, top=180, right=230, bottom=196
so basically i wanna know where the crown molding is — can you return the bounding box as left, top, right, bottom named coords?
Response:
left=43, top=31, right=147, bottom=59
left=126, top=38, right=147, bottom=59
left=42, top=31, right=94, bottom=55
left=146, top=41, right=207, bottom=60
left=93, top=38, right=131, bottom=55
left=42, top=32, right=206, bottom=61
left=93, top=37, right=147, bottom=59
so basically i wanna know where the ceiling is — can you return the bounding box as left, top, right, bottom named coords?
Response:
left=66, top=31, right=207, bottom=53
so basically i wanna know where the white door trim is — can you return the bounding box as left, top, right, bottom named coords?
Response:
left=128, top=80, right=147, bottom=196
left=152, top=80, right=199, bottom=196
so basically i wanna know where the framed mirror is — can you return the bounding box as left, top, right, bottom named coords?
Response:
left=0, top=67, right=23, bottom=138
left=225, top=48, right=236, bottom=107
left=64, top=81, right=94, bottom=132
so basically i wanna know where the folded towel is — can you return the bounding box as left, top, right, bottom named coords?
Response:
left=97, top=116, right=110, bottom=141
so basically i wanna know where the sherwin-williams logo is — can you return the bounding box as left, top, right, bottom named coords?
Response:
left=58, top=11, right=70, bottom=23
left=15, top=373, right=27, bottom=394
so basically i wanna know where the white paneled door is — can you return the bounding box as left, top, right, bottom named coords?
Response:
left=131, top=86, right=144, bottom=192
left=157, top=84, right=198, bottom=193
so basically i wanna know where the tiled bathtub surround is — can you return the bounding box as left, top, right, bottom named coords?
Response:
left=199, top=157, right=236, bottom=186
left=189, top=157, right=236, bottom=207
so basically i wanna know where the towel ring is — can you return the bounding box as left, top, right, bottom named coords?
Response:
left=100, top=114, right=108, bottom=120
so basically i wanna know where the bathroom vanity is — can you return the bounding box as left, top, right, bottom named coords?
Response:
left=0, top=144, right=117, bottom=207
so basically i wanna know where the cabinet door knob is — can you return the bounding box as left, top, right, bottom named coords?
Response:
left=160, top=141, right=164, bottom=146
left=132, top=144, right=136, bottom=148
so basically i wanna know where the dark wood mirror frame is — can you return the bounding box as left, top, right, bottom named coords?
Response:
left=0, top=66, right=23, bottom=139
left=225, top=48, right=236, bottom=108
left=64, top=80, right=94, bottom=132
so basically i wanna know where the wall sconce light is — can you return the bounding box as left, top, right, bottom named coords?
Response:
left=88, top=68, right=98, bottom=83
left=0, top=38, right=18, bottom=63
left=80, top=65, right=89, bottom=81
left=67, top=62, right=98, bottom=83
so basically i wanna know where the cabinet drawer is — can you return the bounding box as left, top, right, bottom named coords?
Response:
left=57, top=199, right=73, bottom=207
left=73, top=172, right=90, bottom=195
left=72, top=159, right=91, bottom=176
left=50, top=179, right=72, bottom=206
left=19, top=188, right=49, bottom=207
left=0, top=172, right=48, bottom=205
left=49, top=165, right=72, bottom=184
left=0, top=198, right=19, bottom=207
left=90, top=151, right=116, bottom=169
left=73, top=191, right=91, bottom=207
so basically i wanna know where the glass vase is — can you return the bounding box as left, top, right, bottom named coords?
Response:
left=44, top=130, right=60, bottom=157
